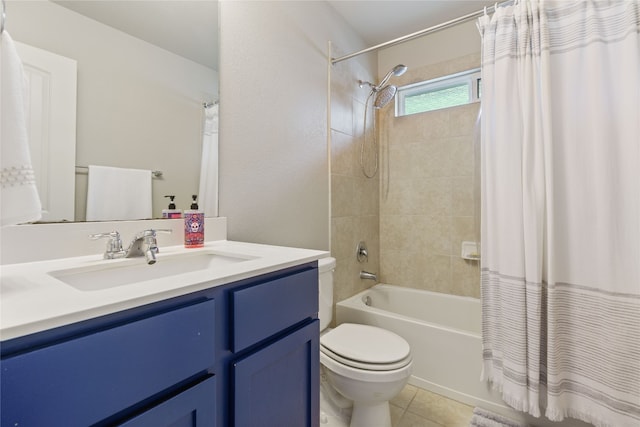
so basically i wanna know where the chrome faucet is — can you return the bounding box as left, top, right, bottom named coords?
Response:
left=90, top=229, right=171, bottom=264
left=89, top=231, right=126, bottom=259
left=360, top=270, right=378, bottom=281
left=125, top=229, right=172, bottom=265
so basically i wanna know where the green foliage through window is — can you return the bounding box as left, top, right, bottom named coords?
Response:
left=396, top=69, right=480, bottom=117
left=404, top=84, right=470, bottom=115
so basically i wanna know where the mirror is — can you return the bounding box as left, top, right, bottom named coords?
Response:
left=7, top=0, right=219, bottom=221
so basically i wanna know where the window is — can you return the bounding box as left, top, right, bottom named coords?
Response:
left=396, top=68, right=481, bottom=117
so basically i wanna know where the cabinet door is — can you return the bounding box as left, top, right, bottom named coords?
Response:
left=1, top=299, right=216, bottom=427
left=233, top=320, right=319, bottom=427
left=118, top=376, right=216, bottom=427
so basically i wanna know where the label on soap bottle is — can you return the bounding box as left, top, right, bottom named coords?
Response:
left=184, top=211, right=204, bottom=248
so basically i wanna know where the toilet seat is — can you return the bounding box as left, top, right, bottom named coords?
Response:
left=320, top=323, right=412, bottom=371
left=321, top=345, right=412, bottom=371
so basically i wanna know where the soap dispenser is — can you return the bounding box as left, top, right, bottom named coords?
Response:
left=162, top=195, right=182, bottom=219
left=184, top=195, right=204, bottom=248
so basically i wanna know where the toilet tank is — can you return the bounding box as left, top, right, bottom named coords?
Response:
left=317, top=257, right=336, bottom=331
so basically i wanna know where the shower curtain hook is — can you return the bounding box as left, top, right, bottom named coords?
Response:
left=484, top=6, right=488, bottom=16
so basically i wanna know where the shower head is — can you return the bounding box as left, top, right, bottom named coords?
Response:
left=373, top=85, right=397, bottom=109
left=357, top=64, right=408, bottom=93
left=377, top=64, right=407, bottom=90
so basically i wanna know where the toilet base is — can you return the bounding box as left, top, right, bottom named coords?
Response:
left=350, top=401, right=391, bottom=427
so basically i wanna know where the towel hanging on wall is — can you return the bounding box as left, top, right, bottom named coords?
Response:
left=1, top=31, right=42, bottom=227
left=86, top=165, right=152, bottom=221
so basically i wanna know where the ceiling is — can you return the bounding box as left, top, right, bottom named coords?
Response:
left=53, top=0, right=219, bottom=70
left=53, top=0, right=495, bottom=71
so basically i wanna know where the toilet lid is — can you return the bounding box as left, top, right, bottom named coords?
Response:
left=320, top=323, right=411, bottom=365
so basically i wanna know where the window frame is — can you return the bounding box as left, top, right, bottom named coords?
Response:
left=395, top=68, right=481, bottom=117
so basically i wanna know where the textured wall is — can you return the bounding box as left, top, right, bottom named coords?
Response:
left=219, top=1, right=335, bottom=250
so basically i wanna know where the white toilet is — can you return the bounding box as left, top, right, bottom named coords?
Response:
left=318, top=257, right=412, bottom=427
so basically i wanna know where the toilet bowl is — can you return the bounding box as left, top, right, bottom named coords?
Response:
left=318, top=258, right=412, bottom=427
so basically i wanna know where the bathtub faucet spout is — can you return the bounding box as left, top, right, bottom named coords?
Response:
left=360, top=271, right=378, bottom=281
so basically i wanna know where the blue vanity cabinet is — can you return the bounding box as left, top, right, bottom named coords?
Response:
left=0, top=261, right=320, bottom=427
left=1, top=298, right=218, bottom=427
left=119, top=376, right=217, bottom=427
left=233, top=321, right=319, bottom=427
left=230, top=266, right=320, bottom=427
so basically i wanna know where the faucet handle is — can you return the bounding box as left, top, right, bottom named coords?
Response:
left=89, top=231, right=125, bottom=259
left=136, top=228, right=173, bottom=239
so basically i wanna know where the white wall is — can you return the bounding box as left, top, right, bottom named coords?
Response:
left=219, top=1, right=370, bottom=251
left=378, top=20, right=480, bottom=76
left=7, top=1, right=218, bottom=219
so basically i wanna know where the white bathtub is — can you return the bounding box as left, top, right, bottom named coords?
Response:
left=335, top=284, right=508, bottom=415
left=336, top=284, right=593, bottom=427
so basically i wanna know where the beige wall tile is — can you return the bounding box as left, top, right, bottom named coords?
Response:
left=398, top=215, right=452, bottom=256
left=380, top=215, right=415, bottom=252
left=452, top=257, right=480, bottom=298
left=418, top=255, right=452, bottom=293
left=450, top=136, right=475, bottom=177
left=452, top=177, right=473, bottom=216
left=330, top=90, right=354, bottom=136
left=446, top=52, right=481, bottom=75
left=449, top=103, right=480, bottom=137
left=333, top=54, right=481, bottom=308
left=412, top=139, right=452, bottom=178
left=414, top=177, right=452, bottom=216
left=451, top=216, right=476, bottom=257
left=381, top=177, right=418, bottom=215
left=331, top=174, right=357, bottom=218
left=331, top=130, right=358, bottom=177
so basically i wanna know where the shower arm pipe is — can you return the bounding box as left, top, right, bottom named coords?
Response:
left=331, top=0, right=513, bottom=65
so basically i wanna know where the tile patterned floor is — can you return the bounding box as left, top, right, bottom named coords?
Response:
left=320, top=383, right=475, bottom=427
left=390, top=384, right=475, bottom=427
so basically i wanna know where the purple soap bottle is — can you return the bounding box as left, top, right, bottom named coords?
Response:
left=184, top=195, right=204, bottom=248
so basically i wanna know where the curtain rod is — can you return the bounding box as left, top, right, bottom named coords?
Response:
left=331, top=0, right=513, bottom=65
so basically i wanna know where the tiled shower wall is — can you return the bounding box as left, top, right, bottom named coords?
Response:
left=379, top=53, right=481, bottom=298
left=330, top=48, right=380, bottom=310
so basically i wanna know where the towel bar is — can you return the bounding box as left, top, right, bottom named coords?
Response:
left=75, top=166, right=163, bottom=179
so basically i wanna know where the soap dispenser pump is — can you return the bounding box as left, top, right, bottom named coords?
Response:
left=162, top=195, right=182, bottom=219
left=184, top=194, right=204, bottom=248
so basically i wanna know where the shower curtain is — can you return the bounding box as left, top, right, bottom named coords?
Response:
left=198, top=103, right=219, bottom=217
left=478, top=1, right=639, bottom=426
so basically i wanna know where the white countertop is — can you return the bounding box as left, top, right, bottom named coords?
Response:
left=1, top=240, right=328, bottom=342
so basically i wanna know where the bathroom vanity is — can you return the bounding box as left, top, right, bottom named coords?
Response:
left=0, top=240, right=326, bottom=426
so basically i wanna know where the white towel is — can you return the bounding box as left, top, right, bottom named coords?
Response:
left=1, top=31, right=42, bottom=227
left=86, top=165, right=152, bottom=221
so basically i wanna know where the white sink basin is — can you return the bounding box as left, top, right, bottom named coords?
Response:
left=49, top=251, right=254, bottom=292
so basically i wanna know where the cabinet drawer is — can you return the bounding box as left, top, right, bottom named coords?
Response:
left=1, top=298, right=216, bottom=427
left=232, top=267, right=318, bottom=352
left=119, top=376, right=216, bottom=427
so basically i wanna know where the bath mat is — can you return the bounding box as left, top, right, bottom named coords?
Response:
left=469, top=407, right=528, bottom=427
